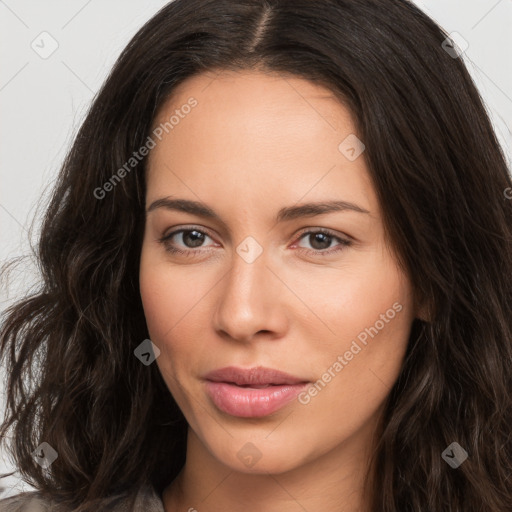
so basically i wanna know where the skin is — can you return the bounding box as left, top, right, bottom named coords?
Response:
left=139, top=69, right=426, bottom=512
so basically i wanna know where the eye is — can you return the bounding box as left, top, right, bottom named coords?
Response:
left=158, top=227, right=217, bottom=256
left=293, top=228, right=352, bottom=256
left=158, top=226, right=352, bottom=257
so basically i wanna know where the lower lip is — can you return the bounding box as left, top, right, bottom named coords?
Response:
left=204, top=381, right=309, bottom=418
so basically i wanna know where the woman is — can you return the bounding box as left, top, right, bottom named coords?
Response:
left=1, top=0, right=511, bottom=511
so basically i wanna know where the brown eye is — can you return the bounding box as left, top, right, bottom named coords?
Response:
left=294, top=229, right=352, bottom=256
left=159, top=228, right=216, bottom=256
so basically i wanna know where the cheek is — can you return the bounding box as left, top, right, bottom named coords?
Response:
left=304, top=257, right=411, bottom=348
left=337, top=268, right=413, bottom=373
left=300, top=301, right=412, bottom=443
left=139, top=265, right=173, bottom=340
left=139, top=265, right=190, bottom=390
left=139, top=246, right=198, bottom=337
left=139, top=251, right=214, bottom=370
left=304, top=251, right=414, bottom=396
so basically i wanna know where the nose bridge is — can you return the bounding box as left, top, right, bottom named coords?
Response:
left=213, top=237, right=284, bottom=341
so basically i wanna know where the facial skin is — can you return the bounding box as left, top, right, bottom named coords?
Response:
left=139, top=69, right=425, bottom=512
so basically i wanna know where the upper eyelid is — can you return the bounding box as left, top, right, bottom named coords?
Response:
left=295, top=226, right=349, bottom=240
left=162, top=225, right=217, bottom=241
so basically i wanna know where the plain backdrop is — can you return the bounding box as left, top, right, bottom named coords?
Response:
left=1, top=0, right=511, bottom=499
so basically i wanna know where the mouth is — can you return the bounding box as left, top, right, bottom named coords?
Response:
left=203, top=366, right=310, bottom=418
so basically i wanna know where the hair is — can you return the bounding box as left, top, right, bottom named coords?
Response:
left=1, top=0, right=511, bottom=510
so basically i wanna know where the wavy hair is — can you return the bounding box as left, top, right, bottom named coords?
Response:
left=1, top=0, right=511, bottom=510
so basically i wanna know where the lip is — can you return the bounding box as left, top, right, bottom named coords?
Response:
left=204, top=366, right=307, bottom=386
left=203, top=366, right=310, bottom=418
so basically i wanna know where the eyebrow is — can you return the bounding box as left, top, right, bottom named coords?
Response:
left=146, top=197, right=370, bottom=223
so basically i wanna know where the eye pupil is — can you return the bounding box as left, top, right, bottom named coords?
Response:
left=310, top=233, right=331, bottom=250
left=183, top=230, right=205, bottom=248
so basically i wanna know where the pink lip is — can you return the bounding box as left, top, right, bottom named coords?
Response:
left=203, top=366, right=309, bottom=418
left=204, top=381, right=309, bottom=417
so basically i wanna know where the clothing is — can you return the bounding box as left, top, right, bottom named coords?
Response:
left=0, top=483, right=165, bottom=512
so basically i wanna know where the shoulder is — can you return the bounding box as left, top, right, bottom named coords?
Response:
left=0, top=484, right=164, bottom=512
left=0, top=492, right=52, bottom=511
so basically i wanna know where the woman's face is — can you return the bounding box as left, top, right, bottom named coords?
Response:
left=139, top=69, right=420, bottom=475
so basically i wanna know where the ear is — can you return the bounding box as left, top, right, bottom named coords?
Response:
left=414, top=294, right=432, bottom=323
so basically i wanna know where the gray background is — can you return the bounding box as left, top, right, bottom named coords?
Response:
left=1, top=0, right=511, bottom=498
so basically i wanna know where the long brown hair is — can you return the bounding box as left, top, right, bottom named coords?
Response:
left=1, top=1, right=511, bottom=510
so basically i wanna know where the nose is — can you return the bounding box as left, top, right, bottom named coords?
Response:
left=212, top=244, right=288, bottom=344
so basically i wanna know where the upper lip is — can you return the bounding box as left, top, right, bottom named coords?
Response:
left=204, top=366, right=308, bottom=386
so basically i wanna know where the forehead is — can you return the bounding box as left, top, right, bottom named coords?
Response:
left=145, top=69, right=374, bottom=217
left=150, top=68, right=356, bottom=141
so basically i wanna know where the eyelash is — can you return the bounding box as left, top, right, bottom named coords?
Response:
left=158, top=226, right=352, bottom=257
